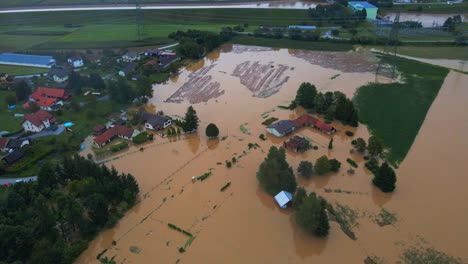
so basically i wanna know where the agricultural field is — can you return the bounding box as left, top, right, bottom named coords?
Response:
left=0, top=91, right=24, bottom=132
left=371, top=45, right=468, bottom=60
left=0, top=64, right=49, bottom=75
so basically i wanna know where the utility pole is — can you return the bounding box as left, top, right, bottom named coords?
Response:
left=136, top=0, right=143, bottom=41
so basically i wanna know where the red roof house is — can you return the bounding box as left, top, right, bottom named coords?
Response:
left=293, top=114, right=319, bottom=128
left=314, top=120, right=336, bottom=134
left=31, top=87, right=70, bottom=100
left=23, top=109, right=55, bottom=133
left=93, top=124, right=106, bottom=136
left=93, top=125, right=137, bottom=148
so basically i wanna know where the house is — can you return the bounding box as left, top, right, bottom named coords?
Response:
left=50, top=68, right=71, bottom=83
left=288, top=25, right=317, bottom=31
left=0, top=73, right=13, bottom=84
left=2, top=148, right=26, bottom=166
left=112, top=118, right=127, bottom=127
left=122, top=51, right=141, bottom=63
left=348, top=1, right=378, bottom=20
left=22, top=109, right=55, bottom=133
left=93, top=125, right=140, bottom=148
left=274, top=191, right=293, bottom=208
left=0, top=53, right=56, bottom=68
left=283, top=136, right=310, bottom=152
left=159, top=55, right=180, bottom=69
left=141, top=112, right=172, bottom=130
left=118, top=63, right=136, bottom=77
left=266, top=120, right=296, bottom=137
left=68, top=55, right=84, bottom=68
left=5, top=138, right=31, bottom=151
left=143, top=48, right=160, bottom=57
left=293, top=114, right=319, bottom=128
left=93, top=124, right=106, bottom=136
left=0, top=138, right=9, bottom=152
left=29, top=87, right=69, bottom=111
left=314, top=120, right=336, bottom=134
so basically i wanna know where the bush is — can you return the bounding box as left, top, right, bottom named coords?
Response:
left=365, top=158, right=379, bottom=174
left=314, top=155, right=330, bottom=175
left=259, top=134, right=266, bottom=141
left=329, top=158, right=341, bottom=172
left=110, top=142, right=129, bottom=152
left=346, top=158, right=358, bottom=168
left=220, top=182, right=231, bottom=192
left=345, top=131, right=354, bottom=136
left=205, top=123, right=219, bottom=138
left=297, top=161, right=313, bottom=178
left=197, top=171, right=212, bottom=181
left=262, top=117, right=279, bottom=126
left=132, top=132, right=148, bottom=144
left=225, top=161, right=232, bottom=168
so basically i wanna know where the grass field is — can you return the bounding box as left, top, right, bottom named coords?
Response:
left=353, top=56, right=449, bottom=166
left=0, top=9, right=310, bottom=51
left=0, top=0, right=268, bottom=7
left=370, top=45, right=468, bottom=60
left=0, top=91, right=25, bottom=132
left=0, top=65, right=49, bottom=75
left=231, top=36, right=353, bottom=51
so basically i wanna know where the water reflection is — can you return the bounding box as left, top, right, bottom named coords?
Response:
left=255, top=185, right=277, bottom=210
left=207, top=138, right=220, bottom=150
left=186, top=134, right=201, bottom=154
left=290, top=216, right=328, bottom=258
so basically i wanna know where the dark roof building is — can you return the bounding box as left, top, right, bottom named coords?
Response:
left=141, top=112, right=172, bottom=130
left=2, top=148, right=26, bottom=165
left=267, top=120, right=296, bottom=137
left=5, top=138, right=31, bottom=151
left=284, top=136, right=310, bottom=152
left=93, top=124, right=106, bottom=136
left=0, top=53, right=56, bottom=68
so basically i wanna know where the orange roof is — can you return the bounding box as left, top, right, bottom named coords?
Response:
left=315, top=120, right=335, bottom=132
left=293, top=114, right=319, bottom=127
left=94, top=125, right=134, bottom=145
left=24, top=109, right=55, bottom=127
left=33, top=87, right=67, bottom=98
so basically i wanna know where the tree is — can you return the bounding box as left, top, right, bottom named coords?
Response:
left=183, top=106, right=199, bottom=132
left=295, top=82, right=317, bottom=109
left=5, top=94, right=16, bottom=106
left=256, top=146, right=297, bottom=195
left=89, top=73, right=106, bottom=91
left=328, top=138, right=333, bottom=149
left=136, top=75, right=152, bottom=97
left=329, top=158, right=341, bottom=172
left=28, top=101, right=40, bottom=113
left=295, top=192, right=329, bottom=237
left=355, top=137, right=367, bottom=153
left=368, top=136, right=383, bottom=157
left=372, top=162, right=396, bottom=193
left=293, top=187, right=307, bottom=208
left=205, top=123, right=219, bottom=138
left=314, top=155, right=330, bottom=175
left=297, top=161, right=313, bottom=178
left=14, top=81, right=31, bottom=101
left=84, top=193, right=109, bottom=226
left=443, top=17, right=455, bottom=32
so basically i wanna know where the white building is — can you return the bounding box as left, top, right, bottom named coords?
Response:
left=22, top=109, right=55, bottom=133
left=68, top=55, right=84, bottom=68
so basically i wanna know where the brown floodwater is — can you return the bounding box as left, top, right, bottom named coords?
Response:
left=76, top=45, right=468, bottom=263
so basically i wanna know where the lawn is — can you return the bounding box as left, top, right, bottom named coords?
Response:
left=0, top=0, right=271, bottom=7
left=0, top=64, right=49, bottom=75
left=231, top=36, right=353, bottom=51
left=353, top=55, right=449, bottom=166
left=0, top=90, right=25, bottom=133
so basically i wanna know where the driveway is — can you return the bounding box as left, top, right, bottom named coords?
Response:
left=0, top=176, right=37, bottom=185
left=28, top=125, right=65, bottom=139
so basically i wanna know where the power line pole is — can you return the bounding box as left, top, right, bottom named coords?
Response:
left=136, top=0, right=143, bottom=41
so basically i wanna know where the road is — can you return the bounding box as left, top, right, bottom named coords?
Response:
left=0, top=176, right=37, bottom=185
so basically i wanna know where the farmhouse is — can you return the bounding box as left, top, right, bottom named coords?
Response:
left=141, top=112, right=172, bottom=130
left=22, top=109, right=55, bottom=133
left=314, top=120, right=336, bottom=134
left=293, top=114, right=319, bottom=128
left=122, top=51, right=141, bottom=63
left=266, top=120, right=296, bottom=137
left=283, top=136, right=310, bottom=152
left=28, top=87, right=69, bottom=111
left=348, top=1, right=378, bottom=20
left=93, top=125, right=140, bottom=148
left=0, top=53, right=56, bottom=68
left=274, top=190, right=293, bottom=208
left=2, top=148, right=26, bottom=166
left=68, top=55, right=84, bottom=68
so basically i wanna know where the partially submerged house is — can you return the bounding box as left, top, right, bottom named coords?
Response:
left=274, top=190, right=293, bottom=208
left=141, top=112, right=172, bottom=130
left=93, top=125, right=140, bottom=148
left=283, top=136, right=310, bottom=152
left=266, top=120, right=296, bottom=137
left=293, top=115, right=319, bottom=128
left=22, top=109, right=55, bottom=133
left=314, top=120, right=336, bottom=134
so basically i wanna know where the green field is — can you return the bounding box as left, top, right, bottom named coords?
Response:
left=231, top=35, right=353, bottom=51
left=371, top=45, right=468, bottom=60
left=0, top=0, right=269, bottom=7
left=353, top=56, right=449, bottom=166
left=0, top=9, right=310, bottom=51
left=0, top=91, right=24, bottom=132
left=0, top=64, right=49, bottom=75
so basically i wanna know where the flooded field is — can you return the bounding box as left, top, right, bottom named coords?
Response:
left=386, top=12, right=466, bottom=27
left=76, top=45, right=468, bottom=263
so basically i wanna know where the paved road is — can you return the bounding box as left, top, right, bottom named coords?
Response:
left=0, top=176, right=37, bottom=185
left=27, top=125, right=65, bottom=139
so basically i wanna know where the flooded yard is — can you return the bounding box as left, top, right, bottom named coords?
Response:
left=76, top=45, right=468, bottom=263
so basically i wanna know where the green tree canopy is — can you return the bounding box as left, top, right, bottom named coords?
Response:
left=293, top=187, right=307, bottom=208
left=368, top=136, right=384, bottom=157
left=183, top=106, right=200, bottom=132
left=14, top=81, right=31, bottom=101
left=355, top=137, right=367, bottom=153
left=329, top=158, right=341, bottom=172
left=297, top=160, right=313, bottom=178
left=256, top=146, right=297, bottom=195
left=205, top=123, right=219, bottom=138
left=295, top=192, right=330, bottom=237
left=372, top=162, right=397, bottom=193
left=295, top=82, right=317, bottom=109
left=5, top=94, right=16, bottom=106
left=314, top=155, right=331, bottom=175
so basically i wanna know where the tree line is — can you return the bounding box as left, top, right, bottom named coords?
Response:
left=308, top=3, right=367, bottom=28
left=0, top=155, right=139, bottom=264
left=294, top=82, right=359, bottom=127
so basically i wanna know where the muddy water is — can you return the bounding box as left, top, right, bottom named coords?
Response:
left=76, top=46, right=468, bottom=263
left=386, top=12, right=466, bottom=27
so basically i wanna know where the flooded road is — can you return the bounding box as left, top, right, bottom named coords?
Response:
left=76, top=45, right=468, bottom=263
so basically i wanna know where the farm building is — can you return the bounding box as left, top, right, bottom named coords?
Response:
left=0, top=53, right=56, bottom=68
left=274, top=191, right=293, bottom=208
left=288, top=25, right=317, bottom=30
left=93, top=125, right=140, bottom=148
left=348, top=1, right=378, bottom=20
left=283, top=136, right=310, bottom=152
left=27, top=87, right=69, bottom=111
left=122, top=51, right=141, bottom=63
left=267, top=120, right=296, bottom=137
left=141, top=112, right=172, bottom=130
left=2, top=148, right=26, bottom=166
left=314, top=120, right=336, bottom=134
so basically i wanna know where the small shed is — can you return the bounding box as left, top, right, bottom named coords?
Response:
left=348, top=1, right=378, bottom=20
left=274, top=190, right=293, bottom=208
